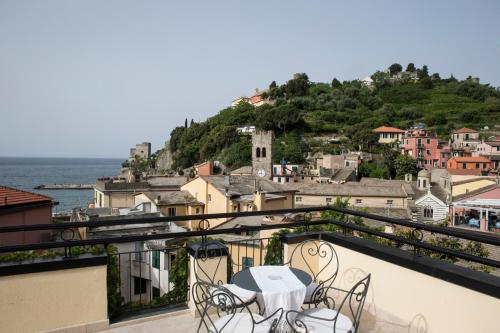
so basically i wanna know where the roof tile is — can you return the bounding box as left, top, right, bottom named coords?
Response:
left=0, top=186, right=53, bottom=208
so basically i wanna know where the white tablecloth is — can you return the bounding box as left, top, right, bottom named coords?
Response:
left=250, top=265, right=306, bottom=317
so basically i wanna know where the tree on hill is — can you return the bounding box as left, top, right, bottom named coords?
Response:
left=431, top=73, right=441, bottom=80
left=394, top=154, right=418, bottom=179
left=331, top=78, right=342, bottom=89
left=285, top=73, right=310, bottom=98
left=406, top=63, right=416, bottom=72
left=421, top=77, right=434, bottom=89
left=417, top=65, right=429, bottom=79
left=389, top=63, right=403, bottom=75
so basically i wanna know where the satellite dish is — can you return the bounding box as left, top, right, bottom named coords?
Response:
left=257, top=169, right=266, bottom=177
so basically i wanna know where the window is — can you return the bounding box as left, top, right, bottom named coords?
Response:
left=168, top=207, right=176, bottom=216
left=135, top=241, right=144, bottom=261
left=273, top=167, right=278, bottom=175
left=99, top=193, right=102, bottom=207
left=326, top=198, right=332, bottom=204
left=152, top=251, right=160, bottom=269
left=166, top=253, right=176, bottom=270
left=292, top=166, right=298, bottom=172
left=277, top=177, right=281, bottom=183
left=242, top=257, right=254, bottom=269
left=262, top=147, right=266, bottom=158
left=426, top=149, right=431, bottom=156
left=285, top=177, right=290, bottom=183
left=387, top=200, right=393, bottom=205
left=475, top=163, right=480, bottom=169
left=134, top=277, right=147, bottom=295
left=152, top=287, right=160, bottom=299
left=296, top=196, right=302, bottom=202
left=196, top=207, right=200, bottom=214
left=208, top=194, right=212, bottom=202
left=483, top=163, right=487, bottom=169
left=426, top=139, right=430, bottom=144
left=423, top=179, right=427, bottom=188
left=423, top=207, right=434, bottom=218
left=462, top=163, right=467, bottom=169
left=356, top=199, right=362, bottom=204
left=256, top=147, right=261, bottom=158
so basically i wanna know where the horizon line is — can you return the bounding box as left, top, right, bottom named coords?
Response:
left=0, top=155, right=125, bottom=160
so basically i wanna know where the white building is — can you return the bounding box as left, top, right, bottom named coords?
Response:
left=412, top=170, right=449, bottom=223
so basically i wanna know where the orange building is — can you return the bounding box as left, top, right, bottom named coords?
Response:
left=446, top=156, right=492, bottom=173
left=195, top=161, right=213, bottom=176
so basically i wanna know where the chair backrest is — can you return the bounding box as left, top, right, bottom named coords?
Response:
left=192, top=281, right=279, bottom=333
left=335, top=274, right=371, bottom=333
left=286, top=239, right=339, bottom=288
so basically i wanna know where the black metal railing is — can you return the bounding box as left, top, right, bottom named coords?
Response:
left=0, top=206, right=499, bottom=319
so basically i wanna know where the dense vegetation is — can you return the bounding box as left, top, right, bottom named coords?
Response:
left=167, top=64, right=500, bottom=172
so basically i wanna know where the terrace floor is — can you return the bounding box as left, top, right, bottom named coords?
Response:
left=99, top=309, right=196, bottom=333
left=98, top=307, right=409, bottom=333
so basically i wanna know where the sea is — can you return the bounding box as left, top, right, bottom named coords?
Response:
left=0, top=157, right=123, bottom=214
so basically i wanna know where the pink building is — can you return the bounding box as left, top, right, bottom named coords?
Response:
left=401, top=127, right=450, bottom=170
left=474, top=141, right=500, bottom=156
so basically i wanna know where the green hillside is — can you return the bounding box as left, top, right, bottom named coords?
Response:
left=167, top=64, right=500, bottom=171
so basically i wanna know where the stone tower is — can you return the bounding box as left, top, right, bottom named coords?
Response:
left=417, top=169, right=431, bottom=190
left=252, top=131, right=273, bottom=180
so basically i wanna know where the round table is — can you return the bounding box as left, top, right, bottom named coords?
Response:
left=231, top=266, right=312, bottom=292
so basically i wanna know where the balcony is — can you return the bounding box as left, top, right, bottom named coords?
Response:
left=0, top=208, right=499, bottom=333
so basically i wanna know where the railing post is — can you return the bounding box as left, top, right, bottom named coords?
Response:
left=186, top=241, right=229, bottom=317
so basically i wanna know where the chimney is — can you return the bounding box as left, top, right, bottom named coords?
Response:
left=156, top=195, right=161, bottom=204
left=224, top=175, right=231, bottom=186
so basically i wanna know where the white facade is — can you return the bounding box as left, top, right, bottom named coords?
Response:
left=237, top=126, right=256, bottom=134
left=116, top=241, right=178, bottom=304
left=414, top=192, right=448, bottom=223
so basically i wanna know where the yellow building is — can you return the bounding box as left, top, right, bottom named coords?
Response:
left=93, top=176, right=187, bottom=209
left=133, top=191, right=204, bottom=229
left=283, top=179, right=411, bottom=209
left=181, top=175, right=296, bottom=228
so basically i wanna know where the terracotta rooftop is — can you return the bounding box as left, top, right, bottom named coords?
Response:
left=449, top=156, right=491, bottom=162
left=452, top=127, right=477, bottom=134
left=0, top=186, right=53, bottom=209
left=372, top=126, right=404, bottom=133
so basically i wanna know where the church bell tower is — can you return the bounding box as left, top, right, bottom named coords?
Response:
left=252, top=131, right=273, bottom=180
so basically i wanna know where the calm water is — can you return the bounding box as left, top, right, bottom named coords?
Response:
left=0, top=157, right=123, bottom=213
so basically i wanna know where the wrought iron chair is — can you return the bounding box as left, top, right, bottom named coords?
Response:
left=192, top=241, right=261, bottom=314
left=284, top=239, right=339, bottom=308
left=285, top=274, right=371, bottom=333
left=193, top=281, right=283, bottom=333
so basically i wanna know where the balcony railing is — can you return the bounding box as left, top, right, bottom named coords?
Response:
left=0, top=207, right=499, bottom=332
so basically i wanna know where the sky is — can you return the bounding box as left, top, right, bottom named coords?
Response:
left=0, top=1, right=499, bottom=158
